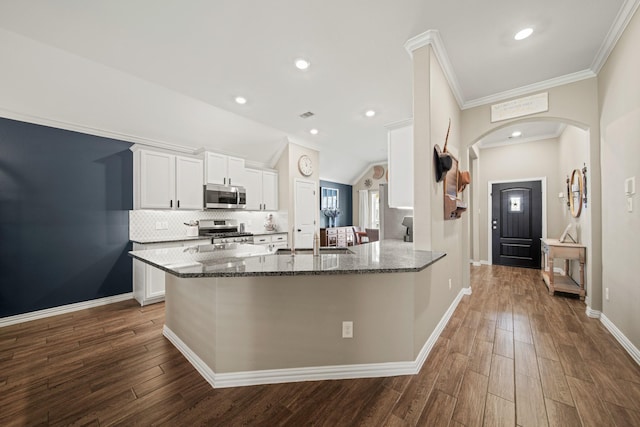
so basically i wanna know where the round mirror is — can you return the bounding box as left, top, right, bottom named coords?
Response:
left=570, top=169, right=583, bottom=217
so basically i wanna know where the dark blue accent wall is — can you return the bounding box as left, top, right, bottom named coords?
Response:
left=0, top=117, right=133, bottom=318
left=319, top=180, right=353, bottom=228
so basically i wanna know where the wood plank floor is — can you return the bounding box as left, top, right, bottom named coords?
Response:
left=2, top=265, right=640, bottom=426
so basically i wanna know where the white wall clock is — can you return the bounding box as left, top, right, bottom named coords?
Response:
left=298, top=155, right=313, bottom=176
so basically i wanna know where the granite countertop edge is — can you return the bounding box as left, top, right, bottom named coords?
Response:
left=129, top=243, right=446, bottom=278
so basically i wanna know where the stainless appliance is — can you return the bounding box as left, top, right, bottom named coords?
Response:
left=198, top=219, right=254, bottom=244
left=204, top=183, right=246, bottom=209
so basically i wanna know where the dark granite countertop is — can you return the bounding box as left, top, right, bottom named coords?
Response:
left=128, top=239, right=446, bottom=278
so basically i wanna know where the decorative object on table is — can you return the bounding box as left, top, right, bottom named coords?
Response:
left=372, top=165, right=385, bottom=180
left=402, top=216, right=413, bottom=242
left=559, top=223, right=576, bottom=243
left=322, top=207, right=341, bottom=228
left=264, top=213, right=278, bottom=231
left=582, top=163, right=588, bottom=208
left=364, top=178, right=373, bottom=188
left=298, top=154, right=313, bottom=176
left=434, top=119, right=453, bottom=182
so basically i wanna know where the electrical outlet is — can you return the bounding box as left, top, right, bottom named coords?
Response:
left=448, top=278, right=452, bottom=289
left=605, top=287, right=610, bottom=301
left=342, top=321, right=353, bottom=338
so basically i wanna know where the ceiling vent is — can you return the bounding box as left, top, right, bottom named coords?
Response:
left=299, top=111, right=315, bottom=119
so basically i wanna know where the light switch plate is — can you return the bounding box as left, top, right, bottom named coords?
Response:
left=625, top=177, right=636, bottom=195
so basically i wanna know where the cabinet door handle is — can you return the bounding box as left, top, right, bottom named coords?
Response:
left=170, top=200, right=173, bottom=208
left=177, top=200, right=180, bottom=208
left=263, top=203, right=266, bottom=210
left=224, top=177, right=226, bottom=185
left=229, top=178, right=232, bottom=185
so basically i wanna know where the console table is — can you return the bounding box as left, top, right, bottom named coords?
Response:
left=540, top=238, right=586, bottom=300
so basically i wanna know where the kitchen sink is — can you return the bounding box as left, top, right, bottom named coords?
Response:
left=274, top=248, right=354, bottom=255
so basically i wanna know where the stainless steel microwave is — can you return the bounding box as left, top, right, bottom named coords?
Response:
left=204, top=184, right=246, bottom=209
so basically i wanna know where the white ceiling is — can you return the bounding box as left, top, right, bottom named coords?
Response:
left=0, top=1, right=633, bottom=183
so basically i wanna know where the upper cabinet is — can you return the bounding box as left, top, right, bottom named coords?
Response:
left=245, top=168, right=278, bottom=211
left=134, top=148, right=203, bottom=210
left=387, top=122, right=414, bottom=208
left=205, top=152, right=245, bottom=186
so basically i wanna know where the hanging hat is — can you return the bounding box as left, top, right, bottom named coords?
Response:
left=372, top=165, right=385, bottom=179
left=434, top=118, right=453, bottom=182
left=434, top=144, right=453, bottom=182
left=457, top=170, right=471, bottom=192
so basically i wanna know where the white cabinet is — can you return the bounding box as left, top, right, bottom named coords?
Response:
left=245, top=168, right=279, bottom=211
left=134, top=149, right=203, bottom=210
left=204, top=152, right=245, bottom=186
left=253, top=233, right=288, bottom=251
left=387, top=122, right=413, bottom=208
left=133, top=239, right=211, bottom=306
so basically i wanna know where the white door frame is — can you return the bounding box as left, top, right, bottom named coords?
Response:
left=294, top=178, right=318, bottom=248
left=487, top=177, right=547, bottom=265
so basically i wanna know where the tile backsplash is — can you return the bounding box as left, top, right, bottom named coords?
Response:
left=129, top=209, right=288, bottom=241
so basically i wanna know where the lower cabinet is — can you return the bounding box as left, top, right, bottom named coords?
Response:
left=253, top=233, right=288, bottom=251
left=132, top=239, right=210, bottom=306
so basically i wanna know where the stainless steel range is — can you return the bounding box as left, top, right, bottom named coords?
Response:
left=198, top=219, right=254, bottom=244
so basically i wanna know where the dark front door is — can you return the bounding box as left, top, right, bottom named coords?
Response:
left=491, top=181, right=542, bottom=269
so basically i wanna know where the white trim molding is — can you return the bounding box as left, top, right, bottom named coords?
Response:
left=404, top=30, right=465, bottom=108
left=164, top=287, right=470, bottom=389
left=0, top=107, right=198, bottom=154
left=591, top=0, right=640, bottom=73
left=600, top=313, right=640, bottom=366
left=585, top=306, right=602, bottom=319
left=0, top=293, right=134, bottom=328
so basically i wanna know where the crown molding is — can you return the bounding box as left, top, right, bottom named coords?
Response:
left=591, top=0, right=640, bottom=73
left=462, top=69, right=597, bottom=110
left=0, top=106, right=198, bottom=154
left=404, top=30, right=465, bottom=108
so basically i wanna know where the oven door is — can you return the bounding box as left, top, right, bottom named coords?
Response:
left=204, top=184, right=242, bottom=209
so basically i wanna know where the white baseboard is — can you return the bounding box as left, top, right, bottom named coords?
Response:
left=0, top=293, right=134, bottom=328
left=470, top=260, right=490, bottom=266
left=163, top=287, right=470, bottom=389
left=585, top=306, right=601, bottom=319
left=600, top=313, right=640, bottom=366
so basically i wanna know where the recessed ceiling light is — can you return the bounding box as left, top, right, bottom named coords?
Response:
left=365, top=110, right=376, bottom=118
left=514, top=28, right=533, bottom=41
left=235, top=96, right=247, bottom=105
left=295, top=58, right=310, bottom=70
left=309, top=128, right=319, bottom=135
left=511, top=131, right=522, bottom=137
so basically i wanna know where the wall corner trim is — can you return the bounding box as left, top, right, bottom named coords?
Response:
left=163, top=287, right=469, bottom=388
left=403, top=30, right=465, bottom=108
left=590, top=0, right=640, bottom=73
left=600, top=313, right=640, bottom=366
left=0, top=293, right=134, bottom=328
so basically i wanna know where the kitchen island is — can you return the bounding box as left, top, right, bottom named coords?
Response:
left=129, top=240, right=455, bottom=388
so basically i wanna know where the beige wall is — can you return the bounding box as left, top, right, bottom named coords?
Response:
left=598, top=8, right=640, bottom=349
left=352, top=163, right=387, bottom=228
left=557, top=126, right=591, bottom=279
left=462, top=78, right=602, bottom=310
left=410, top=44, right=467, bottom=306
left=276, top=142, right=320, bottom=246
